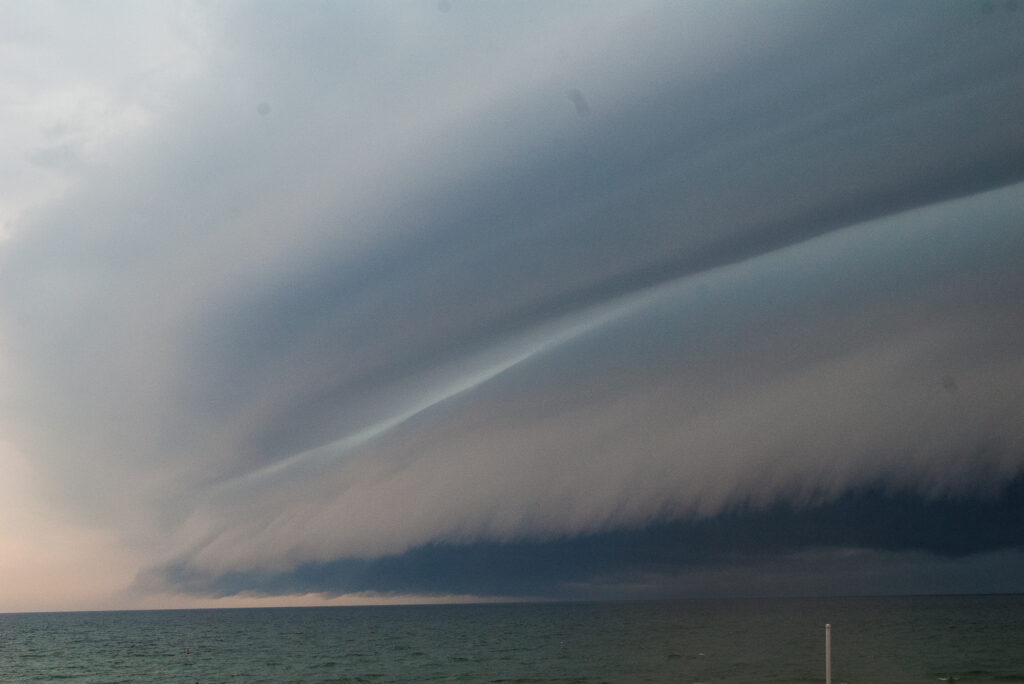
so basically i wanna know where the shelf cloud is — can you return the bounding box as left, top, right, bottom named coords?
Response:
left=1, top=1, right=1023, bottom=607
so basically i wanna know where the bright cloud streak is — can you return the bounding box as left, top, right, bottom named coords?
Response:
left=160, top=183, right=1024, bottom=577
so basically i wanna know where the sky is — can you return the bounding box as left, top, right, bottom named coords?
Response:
left=1, top=0, right=1023, bottom=613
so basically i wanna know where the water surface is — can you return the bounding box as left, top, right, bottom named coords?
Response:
left=1, top=595, right=1022, bottom=682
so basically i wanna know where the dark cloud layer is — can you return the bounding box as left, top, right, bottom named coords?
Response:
left=150, top=474, right=1024, bottom=600
left=2, top=1, right=1023, bottom=603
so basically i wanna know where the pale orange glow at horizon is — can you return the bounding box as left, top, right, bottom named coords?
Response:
left=0, top=442, right=141, bottom=613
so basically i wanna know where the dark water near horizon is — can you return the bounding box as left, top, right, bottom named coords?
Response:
left=1, top=595, right=1022, bottom=683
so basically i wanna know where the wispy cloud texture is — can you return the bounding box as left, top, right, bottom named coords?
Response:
left=1, top=1, right=1023, bottom=608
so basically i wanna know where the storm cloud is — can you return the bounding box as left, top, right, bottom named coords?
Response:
left=1, top=1, right=1023, bottom=605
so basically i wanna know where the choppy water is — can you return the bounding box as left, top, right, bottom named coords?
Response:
left=1, top=595, right=1022, bottom=682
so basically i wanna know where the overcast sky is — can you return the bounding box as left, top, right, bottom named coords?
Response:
left=1, top=0, right=1023, bottom=612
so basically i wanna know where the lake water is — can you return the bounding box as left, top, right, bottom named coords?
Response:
left=1, top=595, right=1022, bottom=682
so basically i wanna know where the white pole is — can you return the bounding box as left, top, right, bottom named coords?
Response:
left=825, top=624, right=831, bottom=684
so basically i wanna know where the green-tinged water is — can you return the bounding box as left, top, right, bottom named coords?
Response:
left=1, top=595, right=1022, bottom=683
